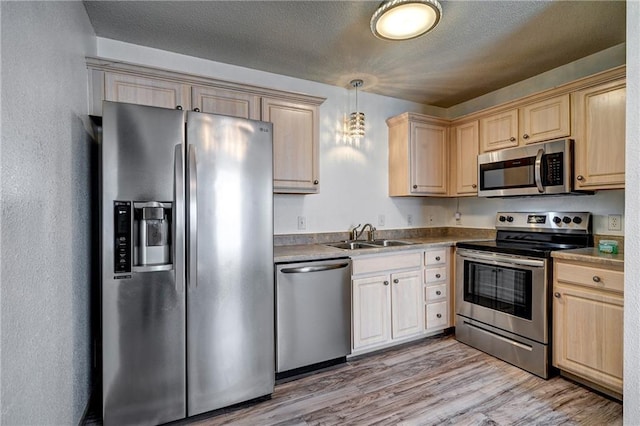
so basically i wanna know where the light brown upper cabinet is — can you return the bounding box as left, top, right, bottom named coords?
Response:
left=480, top=94, right=570, bottom=153
left=388, top=113, right=449, bottom=196
left=104, top=72, right=191, bottom=110
left=450, top=120, right=479, bottom=196
left=192, top=86, right=260, bottom=120
left=572, top=79, right=626, bottom=190
left=88, top=59, right=325, bottom=194
left=262, top=97, right=320, bottom=194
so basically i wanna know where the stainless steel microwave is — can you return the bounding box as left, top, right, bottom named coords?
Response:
left=477, top=139, right=579, bottom=197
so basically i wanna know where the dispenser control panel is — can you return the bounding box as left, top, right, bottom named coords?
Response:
left=114, top=201, right=132, bottom=273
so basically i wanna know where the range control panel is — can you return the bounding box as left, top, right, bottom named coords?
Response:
left=114, top=201, right=132, bottom=273
left=495, top=211, right=591, bottom=233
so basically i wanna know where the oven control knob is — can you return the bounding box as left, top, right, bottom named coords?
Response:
left=498, top=215, right=506, bottom=222
left=553, top=216, right=562, bottom=224
left=506, top=216, right=514, bottom=222
left=562, top=216, right=572, bottom=224
left=573, top=216, right=583, bottom=224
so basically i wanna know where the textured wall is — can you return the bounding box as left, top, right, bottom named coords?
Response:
left=624, top=2, right=640, bottom=424
left=0, top=2, right=96, bottom=424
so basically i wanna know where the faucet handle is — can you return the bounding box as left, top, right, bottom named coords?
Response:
left=350, top=224, right=362, bottom=241
left=368, top=226, right=377, bottom=242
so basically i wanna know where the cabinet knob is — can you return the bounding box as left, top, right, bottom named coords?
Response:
left=435, top=256, right=441, bottom=261
left=176, top=105, right=183, bottom=110
left=413, top=184, right=418, bottom=189
left=383, top=280, right=389, bottom=286
left=577, top=175, right=585, bottom=181
left=523, top=134, right=530, bottom=139
left=472, top=184, right=477, bottom=189
left=436, top=313, right=442, bottom=318
left=393, top=278, right=399, bottom=284
left=593, top=276, right=601, bottom=283
left=554, top=292, right=561, bottom=298
left=435, top=274, right=441, bottom=279
left=436, top=290, right=442, bottom=296
left=509, top=137, right=516, bottom=142
left=193, top=107, right=200, bottom=112
left=313, top=180, right=319, bottom=185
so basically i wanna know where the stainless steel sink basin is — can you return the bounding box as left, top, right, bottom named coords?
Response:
left=325, top=239, right=415, bottom=250
left=369, top=239, right=415, bottom=247
left=325, top=241, right=379, bottom=250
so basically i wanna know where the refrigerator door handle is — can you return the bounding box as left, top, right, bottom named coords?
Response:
left=188, top=144, right=198, bottom=289
left=174, top=144, right=185, bottom=293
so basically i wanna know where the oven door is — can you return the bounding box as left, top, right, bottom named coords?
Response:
left=455, top=248, right=548, bottom=344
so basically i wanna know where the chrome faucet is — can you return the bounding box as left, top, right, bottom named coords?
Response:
left=354, top=223, right=376, bottom=241
left=350, top=224, right=361, bottom=241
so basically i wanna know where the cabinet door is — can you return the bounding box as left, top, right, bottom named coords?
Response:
left=479, top=109, right=518, bottom=152
left=553, top=283, right=623, bottom=395
left=391, top=270, right=423, bottom=339
left=104, top=72, right=191, bottom=110
left=410, top=122, right=448, bottom=195
left=520, top=94, right=570, bottom=144
left=572, top=80, right=626, bottom=189
left=451, top=121, right=479, bottom=195
left=352, top=275, right=391, bottom=349
left=262, top=97, right=319, bottom=193
left=192, top=86, right=260, bottom=120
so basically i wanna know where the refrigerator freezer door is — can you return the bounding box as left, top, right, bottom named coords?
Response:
left=101, top=102, right=187, bottom=426
left=186, top=112, right=274, bottom=416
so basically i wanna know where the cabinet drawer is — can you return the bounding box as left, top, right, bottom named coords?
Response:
left=352, top=252, right=422, bottom=276
left=425, top=267, right=447, bottom=283
left=556, top=262, right=623, bottom=293
left=425, top=249, right=447, bottom=266
left=425, top=283, right=447, bottom=302
left=426, top=301, right=448, bottom=329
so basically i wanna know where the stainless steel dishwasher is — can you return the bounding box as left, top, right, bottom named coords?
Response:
left=275, top=258, right=351, bottom=377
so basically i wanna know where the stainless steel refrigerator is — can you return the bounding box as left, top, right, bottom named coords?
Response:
left=100, top=101, right=274, bottom=425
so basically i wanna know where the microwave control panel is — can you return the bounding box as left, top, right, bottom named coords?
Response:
left=543, top=152, right=563, bottom=185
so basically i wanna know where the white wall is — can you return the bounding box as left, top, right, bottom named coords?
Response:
left=624, top=2, right=640, bottom=423
left=97, top=38, right=626, bottom=236
left=0, top=2, right=96, bottom=424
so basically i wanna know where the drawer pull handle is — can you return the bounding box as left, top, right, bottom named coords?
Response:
left=593, top=276, right=601, bottom=283
left=436, top=290, right=442, bottom=296
left=554, top=292, right=561, bottom=298
left=435, top=273, right=441, bottom=279
left=435, top=256, right=441, bottom=261
left=436, top=313, right=442, bottom=318
left=393, top=278, right=399, bottom=284
left=383, top=280, right=389, bottom=286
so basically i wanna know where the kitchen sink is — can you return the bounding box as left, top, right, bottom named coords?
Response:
left=325, top=239, right=415, bottom=250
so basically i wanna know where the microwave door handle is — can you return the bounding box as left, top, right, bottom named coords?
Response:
left=535, top=148, right=544, bottom=193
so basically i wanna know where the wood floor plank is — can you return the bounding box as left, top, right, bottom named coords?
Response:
left=190, top=335, right=622, bottom=426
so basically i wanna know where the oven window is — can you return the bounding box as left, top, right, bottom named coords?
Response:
left=463, top=261, right=532, bottom=320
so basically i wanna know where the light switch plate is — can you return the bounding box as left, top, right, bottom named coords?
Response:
left=297, top=216, right=306, bottom=230
left=378, top=214, right=385, bottom=227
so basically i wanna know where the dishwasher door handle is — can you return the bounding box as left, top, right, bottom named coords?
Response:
left=280, top=263, right=350, bottom=274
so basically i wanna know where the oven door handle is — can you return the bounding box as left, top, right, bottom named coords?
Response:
left=535, top=148, right=544, bottom=193
left=457, top=251, right=545, bottom=268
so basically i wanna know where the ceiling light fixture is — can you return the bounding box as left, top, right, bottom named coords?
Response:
left=349, top=79, right=365, bottom=139
left=371, top=0, right=442, bottom=41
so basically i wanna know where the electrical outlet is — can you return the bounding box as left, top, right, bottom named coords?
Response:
left=608, top=214, right=622, bottom=231
left=407, top=214, right=413, bottom=226
left=297, top=216, right=306, bottom=230
left=378, top=214, right=386, bottom=227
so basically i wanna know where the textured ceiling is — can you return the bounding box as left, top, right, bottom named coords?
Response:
left=83, top=0, right=626, bottom=108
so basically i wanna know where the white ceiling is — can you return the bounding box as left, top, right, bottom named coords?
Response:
left=82, top=0, right=626, bottom=108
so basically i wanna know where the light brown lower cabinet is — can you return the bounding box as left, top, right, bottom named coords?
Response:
left=552, top=259, right=623, bottom=398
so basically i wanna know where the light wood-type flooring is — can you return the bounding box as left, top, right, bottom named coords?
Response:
left=189, top=334, right=622, bottom=426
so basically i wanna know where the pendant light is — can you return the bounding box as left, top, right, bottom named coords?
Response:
left=349, top=79, right=365, bottom=139
left=371, top=0, right=442, bottom=41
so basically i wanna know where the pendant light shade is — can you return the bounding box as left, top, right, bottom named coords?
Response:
left=349, top=79, right=365, bottom=139
left=371, top=0, right=442, bottom=41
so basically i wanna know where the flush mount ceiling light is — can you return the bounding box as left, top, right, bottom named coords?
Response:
left=371, top=0, right=442, bottom=41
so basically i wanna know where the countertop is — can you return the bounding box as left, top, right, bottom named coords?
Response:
left=274, top=236, right=486, bottom=263
left=551, top=247, right=624, bottom=268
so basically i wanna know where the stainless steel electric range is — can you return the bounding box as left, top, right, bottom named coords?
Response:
left=455, top=211, right=593, bottom=378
